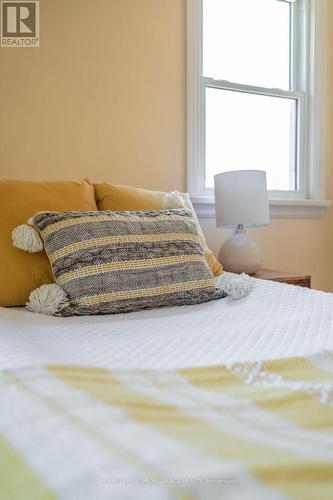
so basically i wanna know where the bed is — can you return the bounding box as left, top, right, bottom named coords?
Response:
left=1, top=274, right=333, bottom=499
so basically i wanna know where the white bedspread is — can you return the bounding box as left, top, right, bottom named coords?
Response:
left=1, top=274, right=332, bottom=370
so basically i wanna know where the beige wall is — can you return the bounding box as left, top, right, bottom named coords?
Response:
left=0, top=0, right=186, bottom=190
left=1, top=0, right=332, bottom=291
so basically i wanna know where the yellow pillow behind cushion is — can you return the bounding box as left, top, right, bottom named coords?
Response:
left=94, top=183, right=223, bottom=277
left=0, top=179, right=97, bottom=306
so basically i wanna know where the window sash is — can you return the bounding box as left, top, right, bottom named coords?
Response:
left=200, top=79, right=306, bottom=198
left=188, top=0, right=314, bottom=201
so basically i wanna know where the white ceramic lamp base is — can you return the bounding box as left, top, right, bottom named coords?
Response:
left=219, top=226, right=262, bottom=275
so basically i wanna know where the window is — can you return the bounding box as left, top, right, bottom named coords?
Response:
left=187, top=0, right=330, bottom=217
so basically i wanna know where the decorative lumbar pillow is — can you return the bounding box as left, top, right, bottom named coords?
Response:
left=0, top=178, right=97, bottom=307
left=94, top=183, right=223, bottom=277
left=25, top=209, right=226, bottom=316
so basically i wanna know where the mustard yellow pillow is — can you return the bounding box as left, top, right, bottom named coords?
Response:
left=94, top=183, right=223, bottom=277
left=0, top=179, right=97, bottom=306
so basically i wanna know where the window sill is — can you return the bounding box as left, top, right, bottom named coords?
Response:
left=191, top=197, right=332, bottom=219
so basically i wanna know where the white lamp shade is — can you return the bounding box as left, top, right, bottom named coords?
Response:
left=214, top=170, right=270, bottom=228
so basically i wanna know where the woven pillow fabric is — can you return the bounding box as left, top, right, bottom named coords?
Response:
left=32, top=209, right=225, bottom=316
left=94, top=182, right=223, bottom=277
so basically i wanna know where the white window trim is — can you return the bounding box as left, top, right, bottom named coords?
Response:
left=187, top=0, right=331, bottom=219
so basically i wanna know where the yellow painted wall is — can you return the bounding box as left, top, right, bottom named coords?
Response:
left=0, top=0, right=186, bottom=190
left=0, top=0, right=332, bottom=290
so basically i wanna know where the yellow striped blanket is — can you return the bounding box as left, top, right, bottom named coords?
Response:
left=1, top=351, right=333, bottom=499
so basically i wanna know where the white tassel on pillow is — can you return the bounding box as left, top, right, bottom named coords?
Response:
left=26, top=284, right=69, bottom=316
left=163, top=191, right=186, bottom=209
left=12, top=218, right=43, bottom=253
left=219, top=273, right=253, bottom=300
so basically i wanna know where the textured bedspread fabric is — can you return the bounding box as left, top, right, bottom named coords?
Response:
left=1, top=354, right=333, bottom=499
left=2, top=275, right=333, bottom=499
left=0, top=275, right=333, bottom=370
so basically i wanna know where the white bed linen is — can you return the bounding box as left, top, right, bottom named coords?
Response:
left=0, top=274, right=332, bottom=370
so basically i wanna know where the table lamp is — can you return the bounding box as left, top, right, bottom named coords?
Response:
left=214, top=170, right=270, bottom=275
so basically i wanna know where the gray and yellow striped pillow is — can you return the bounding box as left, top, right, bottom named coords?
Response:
left=32, top=209, right=225, bottom=316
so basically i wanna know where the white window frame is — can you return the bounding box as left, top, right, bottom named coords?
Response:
left=187, top=0, right=331, bottom=218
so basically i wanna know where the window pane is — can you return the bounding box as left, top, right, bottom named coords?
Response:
left=203, top=0, right=291, bottom=90
left=205, top=87, right=297, bottom=191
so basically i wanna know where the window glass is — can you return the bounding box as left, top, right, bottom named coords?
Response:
left=203, top=0, right=291, bottom=90
left=205, top=87, right=297, bottom=190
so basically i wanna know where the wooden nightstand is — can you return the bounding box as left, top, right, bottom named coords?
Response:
left=253, top=269, right=311, bottom=288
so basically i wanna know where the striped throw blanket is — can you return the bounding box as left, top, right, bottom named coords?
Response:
left=1, top=352, right=333, bottom=499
